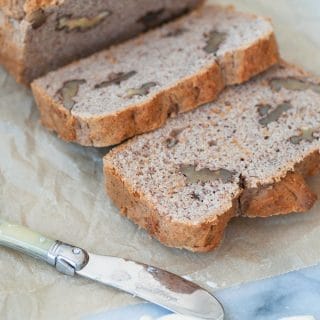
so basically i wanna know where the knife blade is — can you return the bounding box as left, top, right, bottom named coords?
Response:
left=0, top=219, right=224, bottom=319
left=77, top=253, right=224, bottom=319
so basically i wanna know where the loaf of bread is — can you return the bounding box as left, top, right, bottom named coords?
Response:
left=104, top=62, right=320, bottom=252
left=0, top=0, right=203, bottom=84
left=31, top=5, right=279, bottom=147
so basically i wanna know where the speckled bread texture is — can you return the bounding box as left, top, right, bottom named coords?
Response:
left=104, top=62, right=320, bottom=252
left=31, top=5, right=279, bottom=147
left=0, top=0, right=203, bottom=84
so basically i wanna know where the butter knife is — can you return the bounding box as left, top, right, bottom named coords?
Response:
left=0, top=219, right=224, bottom=319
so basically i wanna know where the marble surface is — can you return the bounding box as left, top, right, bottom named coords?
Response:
left=86, top=263, right=320, bottom=319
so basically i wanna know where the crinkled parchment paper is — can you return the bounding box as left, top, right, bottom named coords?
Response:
left=0, top=1, right=320, bottom=319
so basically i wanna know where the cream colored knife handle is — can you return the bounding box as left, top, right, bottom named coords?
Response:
left=0, top=219, right=88, bottom=276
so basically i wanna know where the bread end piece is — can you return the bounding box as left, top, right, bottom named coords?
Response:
left=241, top=151, right=319, bottom=218
left=241, top=172, right=317, bottom=218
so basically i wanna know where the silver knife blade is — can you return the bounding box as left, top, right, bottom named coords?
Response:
left=77, top=253, right=224, bottom=320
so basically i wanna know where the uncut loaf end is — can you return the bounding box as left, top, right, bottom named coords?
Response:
left=0, top=0, right=203, bottom=84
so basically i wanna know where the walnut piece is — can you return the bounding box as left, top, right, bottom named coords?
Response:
left=57, top=79, right=86, bottom=110
left=167, top=103, right=179, bottom=118
left=57, top=11, right=111, bottom=32
left=94, top=71, right=136, bottom=89
left=137, top=9, right=165, bottom=29
left=258, top=102, right=292, bottom=126
left=180, top=165, right=235, bottom=184
left=124, top=82, right=157, bottom=99
left=257, top=104, right=271, bottom=117
left=203, top=30, right=226, bottom=54
left=165, top=28, right=187, bottom=37
left=165, top=128, right=184, bottom=148
left=190, top=192, right=201, bottom=200
left=290, top=128, right=318, bottom=145
left=27, top=9, right=47, bottom=29
left=270, top=77, right=320, bottom=94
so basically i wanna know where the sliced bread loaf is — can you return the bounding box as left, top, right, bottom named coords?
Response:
left=31, top=5, right=279, bottom=147
left=104, top=61, right=320, bottom=252
left=0, top=0, right=203, bottom=84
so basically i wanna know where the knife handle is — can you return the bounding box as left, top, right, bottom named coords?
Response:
left=0, top=219, right=89, bottom=276
left=0, top=218, right=55, bottom=260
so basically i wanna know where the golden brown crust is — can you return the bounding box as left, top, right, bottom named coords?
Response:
left=32, top=30, right=279, bottom=147
left=0, top=44, right=26, bottom=84
left=295, top=151, right=320, bottom=177
left=0, top=18, right=27, bottom=84
left=241, top=151, right=320, bottom=218
left=32, top=84, right=77, bottom=140
left=228, top=33, right=279, bottom=84
left=0, top=0, right=63, bottom=18
left=0, top=0, right=64, bottom=20
left=23, top=0, right=63, bottom=15
left=104, top=151, right=319, bottom=252
left=0, top=0, right=25, bottom=19
left=241, top=172, right=317, bottom=218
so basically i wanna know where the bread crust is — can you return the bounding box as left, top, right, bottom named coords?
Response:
left=104, top=150, right=319, bottom=252
left=0, top=0, right=25, bottom=19
left=241, top=172, right=317, bottom=218
left=220, top=33, right=279, bottom=84
left=0, top=0, right=63, bottom=18
left=23, top=0, right=63, bottom=15
left=0, top=15, right=27, bottom=83
left=0, top=40, right=26, bottom=84
left=31, top=30, right=279, bottom=147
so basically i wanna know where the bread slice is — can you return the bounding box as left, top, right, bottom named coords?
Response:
left=104, top=61, right=320, bottom=252
left=31, top=5, right=279, bottom=147
left=0, top=0, right=203, bottom=84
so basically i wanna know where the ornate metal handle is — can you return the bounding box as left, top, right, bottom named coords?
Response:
left=0, top=219, right=88, bottom=276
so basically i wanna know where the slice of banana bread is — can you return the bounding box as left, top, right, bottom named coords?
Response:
left=104, top=61, right=320, bottom=252
left=31, top=5, right=279, bottom=147
left=0, top=0, right=203, bottom=84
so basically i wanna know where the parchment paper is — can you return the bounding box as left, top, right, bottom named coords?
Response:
left=0, top=1, right=320, bottom=319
